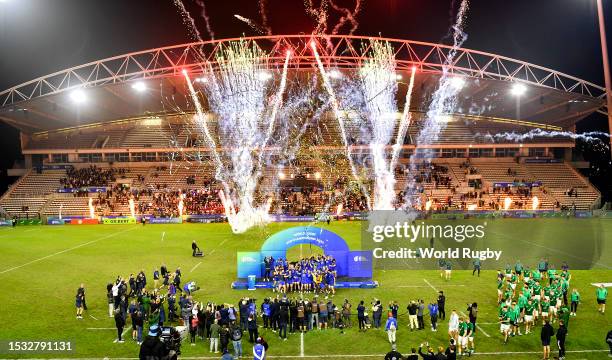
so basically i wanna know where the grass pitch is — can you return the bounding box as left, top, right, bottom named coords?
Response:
left=0, top=219, right=610, bottom=359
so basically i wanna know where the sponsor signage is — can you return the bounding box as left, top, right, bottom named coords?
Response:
left=17, top=219, right=42, bottom=226
left=69, top=218, right=99, bottom=225
left=102, top=217, right=137, bottom=224
left=236, top=252, right=262, bottom=279
left=575, top=211, right=593, bottom=218
left=268, top=215, right=315, bottom=222
left=148, top=217, right=183, bottom=224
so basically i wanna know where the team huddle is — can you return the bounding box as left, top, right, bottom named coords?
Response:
left=495, top=259, right=577, bottom=344
left=264, top=255, right=337, bottom=294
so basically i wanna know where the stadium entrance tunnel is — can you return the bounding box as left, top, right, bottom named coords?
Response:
left=232, top=226, right=377, bottom=289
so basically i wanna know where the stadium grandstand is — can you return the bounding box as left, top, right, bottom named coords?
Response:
left=0, top=35, right=607, bottom=220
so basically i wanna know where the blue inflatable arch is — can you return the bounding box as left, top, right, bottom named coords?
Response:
left=261, top=226, right=349, bottom=253
left=237, top=226, right=372, bottom=279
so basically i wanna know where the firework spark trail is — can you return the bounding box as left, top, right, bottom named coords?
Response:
left=478, top=129, right=611, bottom=143
left=172, top=0, right=203, bottom=42
left=311, top=40, right=372, bottom=209
left=258, top=0, right=273, bottom=36
left=195, top=0, right=215, bottom=40
left=304, top=0, right=329, bottom=34
left=183, top=71, right=236, bottom=219
left=183, top=71, right=225, bottom=176
left=357, top=40, right=398, bottom=210
left=258, top=50, right=292, bottom=168
left=234, top=14, right=267, bottom=34
left=200, top=40, right=278, bottom=233
left=389, top=66, right=417, bottom=173
left=403, top=0, right=470, bottom=210
left=329, top=0, right=363, bottom=35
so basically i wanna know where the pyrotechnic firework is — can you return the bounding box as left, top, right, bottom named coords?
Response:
left=195, top=0, right=215, bottom=40
left=188, top=39, right=291, bottom=233
left=532, top=196, right=539, bottom=211
left=329, top=0, right=363, bottom=35
left=88, top=197, right=95, bottom=219
left=129, top=198, right=136, bottom=218
left=172, top=0, right=203, bottom=41
left=356, top=40, right=398, bottom=210
left=234, top=14, right=268, bottom=34
left=504, top=197, right=512, bottom=211
left=403, top=0, right=470, bottom=210
left=477, top=129, right=611, bottom=144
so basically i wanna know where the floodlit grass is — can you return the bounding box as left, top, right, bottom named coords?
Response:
left=0, top=219, right=610, bottom=359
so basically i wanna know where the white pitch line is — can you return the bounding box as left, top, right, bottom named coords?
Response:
left=203, top=238, right=227, bottom=258
left=89, top=314, right=99, bottom=321
left=87, top=327, right=116, bottom=330
left=460, top=311, right=490, bottom=338
left=0, top=227, right=137, bottom=275
left=300, top=331, right=304, bottom=357
left=398, top=284, right=465, bottom=288
left=423, top=279, right=438, bottom=292
left=190, top=261, right=202, bottom=273
left=4, top=349, right=608, bottom=359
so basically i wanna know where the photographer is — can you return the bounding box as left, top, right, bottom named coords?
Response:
left=231, top=322, right=243, bottom=358
left=139, top=325, right=167, bottom=360
left=418, top=343, right=436, bottom=360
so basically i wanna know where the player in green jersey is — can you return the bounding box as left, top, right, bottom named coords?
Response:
left=466, top=321, right=475, bottom=355
left=532, top=281, right=542, bottom=301
left=524, top=298, right=536, bottom=334
left=457, top=318, right=468, bottom=356
left=509, top=302, right=521, bottom=336
left=504, top=264, right=512, bottom=279
left=497, top=277, right=505, bottom=304
left=596, top=284, right=607, bottom=314
left=499, top=305, right=511, bottom=344
left=570, top=288, right=580, bottom=316
left=547, top=266, right=557, bottom=285
left=509, top=272, right=518, bottom=297
left=540, top=297, right=551, bottom=324
left=532, top=268, right=542, bottom=282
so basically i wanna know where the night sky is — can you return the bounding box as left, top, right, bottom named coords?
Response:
left=0, top=0, right=610, bottom=195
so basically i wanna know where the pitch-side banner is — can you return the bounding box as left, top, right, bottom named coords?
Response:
left=361, top=210, right=609, bottom=270
left=102, top=217, right=137, bottom=224
left=148, top=217, right=182, bottom=224
left=237, top=252, right=262, bottom=278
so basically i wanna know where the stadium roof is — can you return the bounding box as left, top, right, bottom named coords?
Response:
left=0, top=35, right=607, bottom=133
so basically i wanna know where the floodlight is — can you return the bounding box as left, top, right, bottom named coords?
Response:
left=131, top=82, right=146, bottom=92
left=70, top=89, right=86, bottom=103
left=511, top=83, right=527, bottom=96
